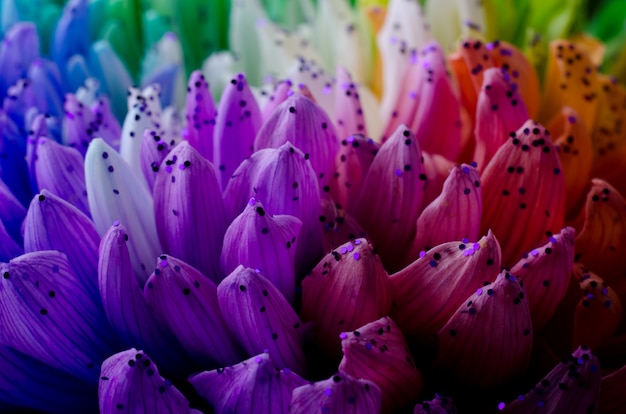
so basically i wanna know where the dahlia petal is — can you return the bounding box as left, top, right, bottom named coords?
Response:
left=538, top=41, right=600, bottom=131
left=473, top=67, right=529, bottom=170
left=99, top=349, right=199, bottom=414
left=154, top=141, right=227, bottom=282
left=420, top=151, right=454, bottom=208
left=85, top=138, right=161, bottom=283
left=213, top=73, right=262, bottom=189
left=183, top=70, right=216, bottom=162
left=140, top=129, right=171, bottom=191
left=433, top=271, right=533, bottom=389
left=391, top=231, right=501, bottom=344
left=405, top=164, right=482, bottom=263
left=62, top=93, right=96, bottom=155
left=92, top=97, right=122, bottom=150
left=221, top=199, right=302, bottom=304
left=51, top=0, right=89, bottom=89
left=0, top=251, right=117, bottom=382
left=600, top=364, right=626, bottom=413
left=320, top=196, right=367, bottom=252
left=27, top=58, right=64, bottom=118
left=339, top=316, right=423, bottom=412
left=290, top=372, right=382, bottom=414
left=575, top=180, right=626, bottom=284
left=32, top=137, right=89, bottom=216
left=189, top=352, right=307, bottom=414
left=254, top=94, right=340, bottom=190
left=23, top=190, right=99, bottom=298
left=262, top=80, right=293, bottom=120
left=0, top=219, right=21, bottom=262
left=334, top=67, right=368, bottom=140
left=224, top=143, right=323, bottom=275
left=352, top=125, right=427, bottom=269
left=0, top=177, right=26, bottom=245
left=143, top=255, right=242, bottom=367
left=0, top=22, right=39, bottom=99
left=414, top=395, right=457, bottom=414
left=480, top=120, right=565, bottom=266
left=119, top=100, right=161, bottom=180
left=501, top=346, right=600, bottom=414
left=301, top=238, right=393, bottom=359
left=217, top=266, right=307, bottom=374
left=285, top=59, right=335, bottom=117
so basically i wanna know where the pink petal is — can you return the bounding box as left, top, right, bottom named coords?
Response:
left=262, top=80, right=293, bottom=120
left=140, top=129, right=171, bottom=191
left=334, top=67, right=367, bottom=139
left=320, top=195, right=367, bottom=252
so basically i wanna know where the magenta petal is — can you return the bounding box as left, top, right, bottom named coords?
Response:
left=405, top=163, right=482, bottom=263
left=473, top=67, right=529, bottom=171
left=98, top=224, right=193, bottom=377
left=221, top=199, right=302, bottom=304
left=143, top=255, right=242, bottom=367
left=183, top=70, right=216, bottom=161
left=224, top=142, right=323, bottom=275
left=0, top=251, right=117, bottom=382
left=213, top=73, right=262, bottom=189
left=23, top=190, right=100, bottom=299
left=262, top=80, right=292, bottom=120
left=0, top=219, right=22, bottom=261
left=254, top=94, right=340, bottom=189
left=140, top=129, right=171, bottom=191
left=189, top=352, right=307, bottom=414
left=352, top=124, right=427, bottom=270
left=290, top=372, right=382, bottom=414
left=32, top=137, right=90, bottom=216
left=217, top=266, right=307, bottom=374
left=154, top=141, right=227, bottom=282
left=334, top=67, right=368, bottom=140
left=0, top=178, right=27, bottom=245
left=99, top=349, right=199, bottom=414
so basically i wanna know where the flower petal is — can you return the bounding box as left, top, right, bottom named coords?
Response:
left=339, top=316, right=423, bottom=412
left=85, top=138, right=162, bottom=283
left=189, top=352, right=307, bottom=414
left=154, top=141, right=227, bottom=282
left=480, top=120, right=565, bottom=266
left=99, top=349, right=199, bottom=414
left=510, top=227, right=575, bottom=330
left=0, top=218, right=22, bottom=262
left=391, top=231, right=501, bottom=344
left=432, top=271, right=533, bottom=389
left=262, top=79, right=293, bottom=120
left=62, top=93, right=96, bottom=156
left=0, top=251, right=117, bottom=382
left=140, top=129, right=171, bottom=191
left=320, top=196, right=367, bottom=252
left=301, top=238, right=393, bottom=359
left=217, top=265, right=307, bottom=374
left=27, top=58, right=64, bottom=118
left=213, top=73, right=262, bottom=189
left=92, top=96, right=122, bottom=150
left=0, top=177, right=27, bottom=245
left=51, top=0, right=89, bottom=89
left=414, top=395, right=457, bottom=414
left=119, top=98, right=161, bottom=180
left=0, top=22, right=39, bottom=100
left=221, top=199, right=302, bottom=304
left=290, top=371, right=382, bottom=414
left=334, top=66, right=368, bottom=140
left=0, top=108, right=30, bottom=206
left=352, top=125, right=427, bottom=270
left=501, top=346, right=600, bottom=413
left=183, top=70, right=216, bottom=162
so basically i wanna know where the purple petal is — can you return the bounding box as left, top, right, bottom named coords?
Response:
left=85, top=138, right=162, bottom=283
left=62, top=93, right=96, bottom=156
left=214, top=73, right=262, bottom=189
left=334, top=67, right=368, bottom=139
left=25, top=114, right=52, bottom=194
left=51, top=0, right=89, bottom=89
left=0, top=22, right=39, bottom=99
left=224, top=142, right=323, bottom=275
left=0, top=251, right=117, bottom=382
left=320, top=195, right=367, bottom=251
left=23, top=190, right=100, bottom=298
left=160, top=106, right=182, bottom=149
left=254, top=94, right=340, bottom=189
left=414, top=395, right=457, bottom=414
left=189, top=352, right=307, bottom=414
left=3, top=77, right=36, bottom=131
left=92, top=97, right=122, bottom=149
left=262, top=80, right=292, bottom=120
left=98, top=224, right=194, bottom=377
left=217, top=266, right=307, bottom=374
left=0, top=177, right=27, bottom=245
left=183, top=70, right=216, bottom=162
left=143, top=255, right=242, bottom=367
left=154, top=141, right=227, bottom=282
left=27, top=58, right=64, bottom=118
left=140, top=129, right=171, bottom=191
left=99, top=349, right=199, bottom=414
left=0, top=219, right=22, bottom=261
left=141, top=64, right=179, bottom=109
left=290, top=372, right=382, bottom=414
left=221, top=199, right=302, bottom=304
left=119, top=98, right=161, bottom=180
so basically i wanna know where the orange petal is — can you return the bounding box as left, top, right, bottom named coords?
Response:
left=600, top=364, right=626, bottom=414
left=575, top=179, right=626, bottom=284
left=338, top=317, right=423, bottom=412
left=362, top=6, right=387, bottom=98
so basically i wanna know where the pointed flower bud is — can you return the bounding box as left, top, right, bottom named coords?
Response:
left=433, top=271, right=533, bottom=389
left=339, top=317, right=423, bottom=412
left=335, top=67, right=368, bottom=139
left=290, top=372, right=382, bottom=414
left=213, top=73, right=262, bottom=189
left=301, top=238, right=393, bottom=359
left=352, top=125, right=427, bottom=270
left=391, top=231, right=501, bottom=343
left=405, top=164, right=482, bottom=264
left=262, top=80, right=292, bottom=120
left=473, top=67, right=529, bottom=170
left=221, top=199, right=302, bottom=304
left=501, top=346, right=600, bottom=413
left=510, top=227, right=575, bottom=330
left=189, top=352, right=307, bottom=414
left=184, top=70, right=216, bottom=162
left=217, top=266, right=307, bottom=374
left=480, top=120, right=565, bottom=266
left=143, top=255, right=242, bottom=367
left=140, top=129, right=171, bottom=191
left=99, top=349, right=200, bottom=414
left=119, top=100, right=160, bottom=179
left=254, top=94, right=340, bottom=189
left=154, top=141, right=227, bottom=282
left=0, top=251, right=117, bottom=382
